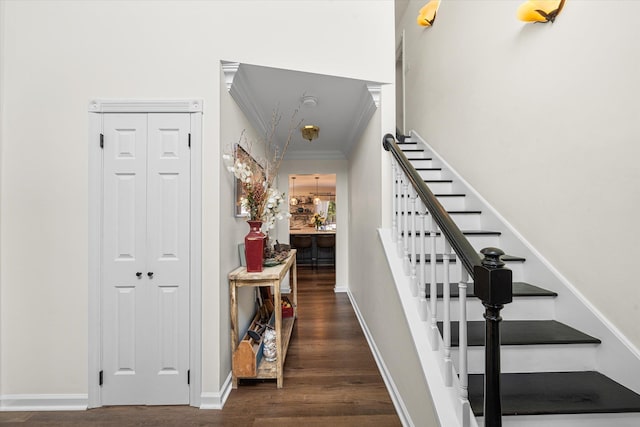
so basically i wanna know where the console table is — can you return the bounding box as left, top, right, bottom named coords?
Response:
left=228, top=250, right=297, bottom=388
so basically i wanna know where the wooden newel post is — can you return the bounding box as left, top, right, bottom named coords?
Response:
left=474, top=247, right=513, bottom=427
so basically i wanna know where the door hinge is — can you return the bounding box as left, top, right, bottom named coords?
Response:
left=187, top=369, right=190, bottom=385
left=100, top=133, right=104, bottom=149
left=188, top=133, right=191, bottom=148
left=99, top=370, right=103, bottom=386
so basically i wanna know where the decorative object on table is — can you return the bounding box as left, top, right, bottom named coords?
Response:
left=312, top=211, right=326, bottom=230
left=517, top=0, right=565, bottom=23
left=263, top=241, right=291, bottom=267
left=262, top=328, right=277, bottom=362
left=417, top=0, right=440, bottom=27
left=245, top=220, right=265, bottom=272
left=238, top=243, right=246, bottom=266
left=223, top=108, right=301, bottom=271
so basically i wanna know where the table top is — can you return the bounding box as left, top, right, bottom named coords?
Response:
left=228, top=249, right=297, bottom=282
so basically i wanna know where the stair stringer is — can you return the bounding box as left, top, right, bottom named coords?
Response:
left=409, top=129, right=640, bottom=394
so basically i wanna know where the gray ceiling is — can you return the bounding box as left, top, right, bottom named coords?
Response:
left=224, top=62, right=381, bottom=161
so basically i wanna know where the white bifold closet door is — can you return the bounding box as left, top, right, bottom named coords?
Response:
left=101, top=113, right=191, bottom=405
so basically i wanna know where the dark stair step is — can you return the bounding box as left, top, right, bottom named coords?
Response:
left=395, top=193, right=466, bottom=198
left=438, top=320, right=601, bottom=347
left=469, top=371, right=640, bottom=416
left=401, top=148, right=424, bottom=153
left=426, top=281, right=557, bottom=298
left=411, top=253, right=526, bottom=264
left=415, top=167, right=441, bottom=171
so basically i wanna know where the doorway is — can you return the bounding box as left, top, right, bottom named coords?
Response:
left=88, top=100, right=203, bottom=408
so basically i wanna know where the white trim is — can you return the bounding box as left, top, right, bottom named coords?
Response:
left=88, top=100, right=203, bottom=408
left=347, top=291, right=413, bottom=427
left=221, top=61, right=240, bottom=91
left=199, top=373, right=233, bottom=410
left=0, top=394, right=88, bottom=411
left=334, top=284, right=349, bottom=293
left=88, top=99, right=203, bottom=113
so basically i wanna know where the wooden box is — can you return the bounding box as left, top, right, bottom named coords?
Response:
left=232, top=311, right=274, bottom=378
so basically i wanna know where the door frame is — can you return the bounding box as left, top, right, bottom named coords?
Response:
left=88, top=99, right=203, bottom=408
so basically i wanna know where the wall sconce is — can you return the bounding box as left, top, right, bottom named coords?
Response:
left=517, top=0, right=565, bottom=23
left=417, top=0, right=441, bottom=27
left=301, top=125, right=319, bottom=142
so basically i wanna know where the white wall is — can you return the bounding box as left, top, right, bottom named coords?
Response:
left=398, top=0, right=640, bottom=350
left=0, top=0, right=394, bottom=403
left=347, top=90, right=439, bottom=425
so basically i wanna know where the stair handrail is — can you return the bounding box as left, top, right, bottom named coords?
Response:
left=383, top=133, right=481, bottom=276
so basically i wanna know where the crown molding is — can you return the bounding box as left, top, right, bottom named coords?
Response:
left=88, top=99, right=203, bottom=113
left=367, top=84, right=381, bottom=108
left=227, top=65, right=270, bottom=137
left=221, top=61, right=240, bottom=91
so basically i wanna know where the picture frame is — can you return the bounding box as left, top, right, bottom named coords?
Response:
left=233, top=144, right=265, bottom=217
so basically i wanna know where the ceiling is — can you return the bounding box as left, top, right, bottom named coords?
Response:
left=223, top=62, right=382, bottom=160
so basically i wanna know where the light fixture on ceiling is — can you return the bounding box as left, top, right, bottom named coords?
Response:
left=314, top=176, right=321, bottom=205
left=290, top=176, right=298, bottom=206
left=301, top=125, right=319, bottom=142
left=301, top=95, right=318, bottom=108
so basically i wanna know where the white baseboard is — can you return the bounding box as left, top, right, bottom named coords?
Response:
left=0, top=394, right=88, bottom=411
left=199, top=372, right=232, bottom=410
left=334, top=283, right=348, bottom=293
left=346, top=291, right=413, bottom=427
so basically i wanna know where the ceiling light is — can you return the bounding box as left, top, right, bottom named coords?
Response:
left=301, top=95, right=318, bottom=108
left=301, top=125, right=319, bottom=142
left=314, top=176, right=321, bottom=205
left=290, top=176, right=298, bottom=206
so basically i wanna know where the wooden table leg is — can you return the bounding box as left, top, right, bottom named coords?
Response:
left=274, top=278, right=283, bottom=388
left=230, top=280, right=239, bottom=389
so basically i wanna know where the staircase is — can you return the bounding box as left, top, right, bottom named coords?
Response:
left=383, top=131, right=640, bottom=426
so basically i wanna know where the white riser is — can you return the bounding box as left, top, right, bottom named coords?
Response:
left=435, top=195, right=466, bottom=210
left=411, top=262, right=526, bottom=282
left=478, top=413, right=640, bottom=427
left=416, top=169, right=443, bottom=180
left=407, top=158, right=434, bottom=168
left=453, top=344, right=598, bottom=375
left=433, top=296, right=556, bottom=321
left=407, top=233, right=501, bottom=254
left=398, top=212, right=482, bottom=229
left=424, top=181, right=452, bottom=193
left=448, top=213, right=482, bottom=229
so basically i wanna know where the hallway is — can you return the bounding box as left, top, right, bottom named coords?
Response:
left=0, top=266, right=401, bottom=426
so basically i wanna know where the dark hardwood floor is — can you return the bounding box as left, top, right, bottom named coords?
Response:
left=0, top=265, right=401, bottom=426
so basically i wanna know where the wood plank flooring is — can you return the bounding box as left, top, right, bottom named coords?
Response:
left=0, top=266, right=401, bottom=426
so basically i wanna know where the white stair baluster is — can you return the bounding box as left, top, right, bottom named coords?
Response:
left=458, top=266, right=471, bottom=427
left=429, top=216, right=439, bottom=350
left=409, top=187, right=417, bottom=293
left=443, top=240, right=452, bottom=386
left=402, top=178, right=410, bottom=275
left=415, top=199, right=427, bottom=298
left=397, top=172, right=406, bottom=258
left=391, top=158, right=398, bottom=243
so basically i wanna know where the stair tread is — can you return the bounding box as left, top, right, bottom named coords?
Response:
left=401, top=148, right=424, bottom=152
left=425, top=281, right=557, bottom=298
left=468, top=371, right=640, bottom=416
left=439, top=320, right=601, bottom=346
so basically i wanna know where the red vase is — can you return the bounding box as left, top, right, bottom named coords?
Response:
left=245, top=220, right=265, bottom=272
